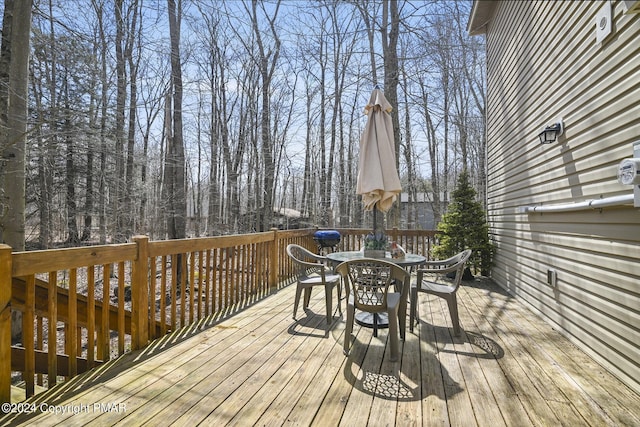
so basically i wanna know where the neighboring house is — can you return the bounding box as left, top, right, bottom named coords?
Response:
left=469, top=0, right=640, bottom=394
left=272, top=207, right=310, bottom=229
left=398, top=192, right=449, bottom=230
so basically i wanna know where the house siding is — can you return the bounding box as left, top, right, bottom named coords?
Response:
left=481, top=0, right=640, bottom=393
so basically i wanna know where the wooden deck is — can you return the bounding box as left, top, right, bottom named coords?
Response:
left=2, top=277, right=639, bottom=426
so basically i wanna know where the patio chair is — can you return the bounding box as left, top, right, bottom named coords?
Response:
left=336, top=258, right=410, bottom=362
left=410, top=249, right=472, bottom=336
left=286, top=244, right=342, bottom=325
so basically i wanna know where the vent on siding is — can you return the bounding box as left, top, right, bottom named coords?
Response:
left=625, top=0, right=640, bottom=13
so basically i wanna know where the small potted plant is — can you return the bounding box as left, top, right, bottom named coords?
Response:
left=364, top=230, right=388, bottom=258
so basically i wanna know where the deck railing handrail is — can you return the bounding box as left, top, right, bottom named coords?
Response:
left=0, top=227, right=438, bottom=403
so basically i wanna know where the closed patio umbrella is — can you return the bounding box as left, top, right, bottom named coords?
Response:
left=354, top=88, right=402, bottom=329
left=356, top=88, right=402, bottom=215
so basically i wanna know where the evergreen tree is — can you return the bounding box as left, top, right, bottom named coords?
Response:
left=433, top=169, right=494, bottom=276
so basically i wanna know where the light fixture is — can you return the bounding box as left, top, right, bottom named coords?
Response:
left=538, top=118, right=564, bottom=144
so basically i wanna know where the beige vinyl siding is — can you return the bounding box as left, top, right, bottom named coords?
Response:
left=483, top=0, right=640, bottom=394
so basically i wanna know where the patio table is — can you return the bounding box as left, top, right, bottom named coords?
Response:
left=326, top=250, right=426, bottom=269
left=326, top=251, right=426, bottom=329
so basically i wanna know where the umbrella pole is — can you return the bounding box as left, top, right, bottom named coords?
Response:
left=373, top=208, right=377, bottom=232
left=372, top=206, right=381, bottom=233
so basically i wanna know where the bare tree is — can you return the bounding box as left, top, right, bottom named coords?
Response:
left=355, top=0, right=381, bottom=86
left=324, top=3, right=359, bottom=227
left=245, top=0, right=281, bottom=231
left=30, top=3, right=56, bottom=248
left=62, top=59, right=79, bottom=245
left=124, top=0, right=142, bottom=238
left=399, top=54, right=418, bottom=228
left=452, top=1, right=486, bottom=204
left=136, top=43, right=167, bottom=238
left=165, top=0, right=186, bottom=240
left=93, top=0, right=111, bottom=244
left=194, top=3, right=248, bottom=234
left=113, top=0, right=127, bottom=242
left=0, top=0, right=32, bottom=341
left=381, top=0, right=401, bottom=227
left=30, top=58, right=52, bottom=248
left=0, top=0, right=32, bottom=251
left=8, top=0, right=487, bottom=244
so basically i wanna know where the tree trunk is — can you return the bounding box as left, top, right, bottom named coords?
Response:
left=249, top=0, right=281, bottom=231
left=208, top=54, right=220, bottom=233
left=0, top=0, right=32, bottom=342
left=381, top=0, right=401, bottom=227
left=0, top=0, right=32, bottom=250
left=64, top=71, right=79, bottom=245
left=114, top=0, right=126, bottom=242
left=124, top=0, right=140, bottom=238
left=31, top=68, right=51, bottom=248
left=401, top=65, right=417, bottom=228
left=167, top=0, right=186, bottom=240
left=93, top=1, right=109, bottom=244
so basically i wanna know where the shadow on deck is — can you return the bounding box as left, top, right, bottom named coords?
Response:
left=2, top=278, right=639, bottom=426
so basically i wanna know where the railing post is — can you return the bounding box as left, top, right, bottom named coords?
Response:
left=0, top=245, right=12, bottom=403
left=131, top=235, right=149, bottom=350
left=269, top=228, right=279, bottom=292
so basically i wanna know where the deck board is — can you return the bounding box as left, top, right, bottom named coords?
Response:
left=459, top=290, right=532, bottom=427
left=418, top=298, right=450, bottom=426
left=2, top=278, right=640, bottom=426
left=463, top=283, right=566, bottom=426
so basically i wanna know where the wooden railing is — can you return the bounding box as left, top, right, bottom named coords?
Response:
left=0, top=227, right=438, bottom=403
left=330, top=227, right=439, bottom=255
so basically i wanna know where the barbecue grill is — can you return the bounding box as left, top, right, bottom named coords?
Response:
left=313, top=230, right=341, bottom=254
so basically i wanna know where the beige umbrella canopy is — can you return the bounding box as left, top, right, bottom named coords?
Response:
left=356, top=88, right=402, bottom=213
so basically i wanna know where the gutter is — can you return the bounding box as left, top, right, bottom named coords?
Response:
left=522, top=194, right=634, bottom=213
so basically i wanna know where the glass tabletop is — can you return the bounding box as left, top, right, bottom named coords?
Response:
left=325, top=251, right=426, bottom=267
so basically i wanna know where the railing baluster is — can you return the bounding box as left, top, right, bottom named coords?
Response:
left=160, top=255, right=167, bottom=335
left=235, top=246, right=240, bottom=302
left=148, top=257, right=156, bottom=340
left=213, top=248, right=219, bottom=313
left=68, top=268, right=78, bottom=378
left=171, top=254, right=177, bottom=331
left=99, top=264, right=110, bottom=362
left=258, top=243, right=263, bottom=296
left=188, top=252, right=194, bottom=324
left=227, top=248, right=233, bottom=307
left=204, top=250, right=211, bottom=317
left=233, top=246, right=239, bottom=305
left=197, top=251, right=203, bottom=321
left=24, top=275, right=35, bottom=397
left=245, top=244, right=252, bottom=302
left=48, top=271, right=57, bottom=387
left=87, top=265, right=95, bottom=369
left=223, top=248, right=229, bottom=309
left=243, top=245, right=248, bottom=302
left=117, top=262, right=125, bottom=355
left=180, top=254, right=187, bottom=328
left=36, top=315, right=43, bottom=386
left=251, top=243, right=257, bottom=298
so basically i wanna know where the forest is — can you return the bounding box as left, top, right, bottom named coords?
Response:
left=0, top=0, right=485, bottom=250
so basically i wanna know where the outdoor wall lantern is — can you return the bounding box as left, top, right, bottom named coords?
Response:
left=538, top=118, right=564, bottom=144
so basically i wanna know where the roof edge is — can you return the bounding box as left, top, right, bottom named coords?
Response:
left=467, top=0, right=498, bottom=36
